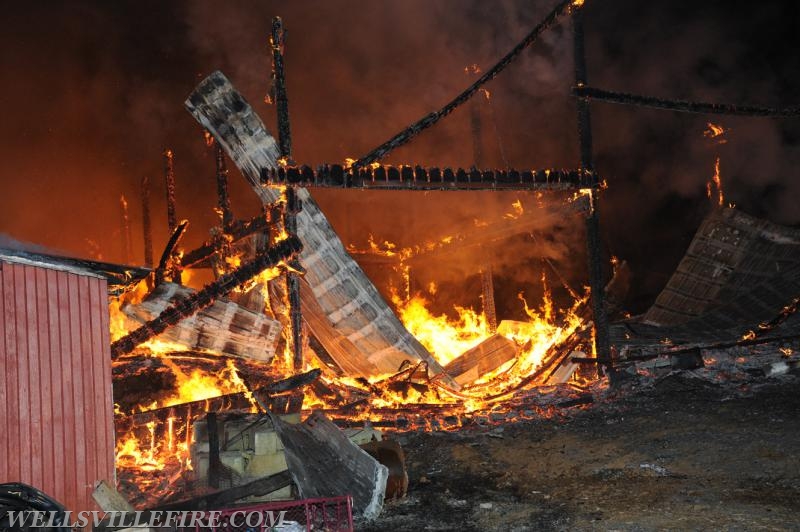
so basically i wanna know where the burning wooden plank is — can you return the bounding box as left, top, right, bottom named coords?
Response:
left=444, top=334, right=520, bottom=386
left=270, top=411, right=388, bottom=520
left=185, top=72, right=453, bottom=385
left=123, top=282, right=282, bottom=361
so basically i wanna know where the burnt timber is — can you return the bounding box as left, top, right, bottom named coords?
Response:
left=261, top=164, right=592, bottom=191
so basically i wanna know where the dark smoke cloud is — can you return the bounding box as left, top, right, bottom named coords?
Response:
left=0, top=0, right=797, bottom=314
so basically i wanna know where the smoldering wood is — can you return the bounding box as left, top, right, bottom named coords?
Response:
left=186, top=72, right=453, bottom=385
left=110, top=236, right=302, bottom=358
left=574, top=85, right=800, bottom=117
left=270, top=410, right=388, bottom=520
left=118, top=368, right=321, bottom=427
left=141, top=176, right=154, bottom=267
left=154, top=220, right=188, bottom=286
left=444, top=334, right=519, bottom=386
left=261, top=164, right=590, bottom=190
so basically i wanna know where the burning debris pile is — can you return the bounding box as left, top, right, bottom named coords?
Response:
left=108, top=70, right=603, bottom=513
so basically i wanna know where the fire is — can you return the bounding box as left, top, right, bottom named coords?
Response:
left=392, top=291, right=491, bottom=366
left=707, top=157, right=724, bottom=207
left=704, top=122, right=728, bottom=143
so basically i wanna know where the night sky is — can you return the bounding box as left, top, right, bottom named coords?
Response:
left=1, top=0, right=798, bottom=314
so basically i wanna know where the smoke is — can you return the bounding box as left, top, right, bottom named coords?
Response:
left=0, top=0, right=797, bottom=312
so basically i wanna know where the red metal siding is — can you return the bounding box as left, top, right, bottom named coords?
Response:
left=0, top=261, right=115, bottom=513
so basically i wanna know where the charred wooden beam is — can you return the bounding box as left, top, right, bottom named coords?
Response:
left=270, top=16, right=292, bottom=159
left=154, top=220, right=188, bottom=286
left=141, top=176, right=154, bottom=267
left=574, top=85, right=800, bottom=117
left=111, top=236, right=302, bottom=358
left=261, top=164, right=591, bottom=190
left=349, top=0, right=576, bottom=169
left=466, top=65, right=484, bottom=168
left=215, top=143, right=234, bottom=230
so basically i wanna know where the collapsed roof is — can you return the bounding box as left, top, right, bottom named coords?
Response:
left=612, top=207, right=800, bottom=350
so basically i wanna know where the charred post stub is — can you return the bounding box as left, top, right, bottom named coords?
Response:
left=163, top=148, right=178, bottom=232
left=271, top=16, right=292, bottom=160
left=163, top=149, right=182, bottom=284
left=119, top=194, right=133, bottom=265
left=141, top=175, right=154, bottom=267
left=573, top=4, right=612, bottom=374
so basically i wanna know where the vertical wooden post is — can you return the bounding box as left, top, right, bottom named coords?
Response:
left=271, top=17, right=292, bottom=160
left=141, top=176, right=154, bottom=268
left=284, top=187, right=304, bottom=372
left=573, top=6, right=612, bottom=372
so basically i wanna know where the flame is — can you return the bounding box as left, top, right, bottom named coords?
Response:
left=704, top=122, right=728, bottom=143
left=392, top=291, right=490, bottom=366
left=203, top=131, right=215, bottom=147
left=706, top=157, right=724, bottom=207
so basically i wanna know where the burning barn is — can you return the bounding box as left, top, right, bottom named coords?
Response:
left=2, top=0, right=800, bottom=530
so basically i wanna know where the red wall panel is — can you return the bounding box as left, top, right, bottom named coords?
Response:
left=0, top=260, right=115, bottom=513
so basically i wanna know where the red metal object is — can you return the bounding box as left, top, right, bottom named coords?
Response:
left=0, top=258, right=116, bottom=513
left=194, top=496, right=354, bottom=532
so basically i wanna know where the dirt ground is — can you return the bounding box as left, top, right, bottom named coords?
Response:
left=361, top=370, right=800, bottom=531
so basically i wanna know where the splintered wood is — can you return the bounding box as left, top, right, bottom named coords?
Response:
left=123, top=282, right=282, bottom=360
left=185, top=71, right=453, bottom=385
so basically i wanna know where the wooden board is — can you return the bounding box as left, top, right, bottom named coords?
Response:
left=444, top=334, right=519, bottom=386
